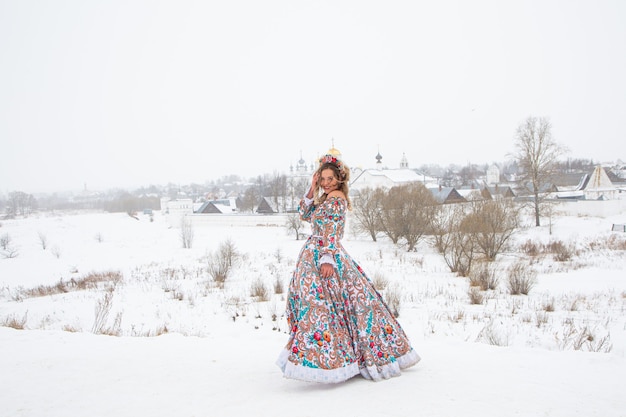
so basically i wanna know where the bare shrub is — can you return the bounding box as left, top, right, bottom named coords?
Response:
left=20, top=271, right=122, bottom=298
left=410, top=255, right=424, bottom=268
left=477, top=320, right=509, bottom=346
left=468, top=287, right=484, bottom=305
left=76, top=271, right=122, bottom=289
left=351, top=187, right=385, bottom=242
left=608, top=235, right=626, bottom=250
left=0, top=233, right=10, bottom=250
left=535, top=311, right=549, bottom=328
left=38, top=231, right=48, bottom=250
left=384, top=286, right=402, bottom=317
left=555, top=322, right=612, bottom=353
left=50, top=245, right=61, bottom=259
left=431, top=204, right=476, bottom=277
left=225, top=296, right=247, bottom=321
left=63, top=324, right=81, bottom=333
left=572, top=325, right=612, bottom=353
left=273, top=276, right=284, bottom=294
left=151, top=325, right=169, bottom=337
left=1, top=246, right=19, bottom=259
left=449, top=310, right=465, bottom=323
left=207, top=239, right=239, bottom=286
left=285, top=213, right=304, bottom=240
left=1, top=312, right=28, bottom=329
left=94, top=232, right=104, bottom=243
left=130, top=324, right=169, bottom=337
left=546, top=240, right=574, bottom=262
left=180, top=216, right=194, bottom=249
left=1, top=232, right=18, bottom=258
left=171, top=289, right=184, bottom=301
left=372, top=271, right=389, bottom=291
left=468, top=261, right=499, bottom=290
left=207, top=256, right=230, bottom=286
left=543, top=297, right=555, bottom=312
left=92, top=291, right=114, bottom=334
left=379, top=183, right=438, bottom=251
left=250, top=278, right=270, bottom=301
left=520, top=239, right=540, bottom=257
left=588, top=234, right=626, bottom=251
left=507, top=261, right=537, bottom=295
left=461, top=199, right=520, bottom=261
left=274, top=248, right=283, bottom=263
left=148, top=325, right=168, bottom=337
left=219, top=238, right=238, bottom=268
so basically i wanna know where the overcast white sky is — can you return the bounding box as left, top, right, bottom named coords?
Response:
left=1, top=0, right=625, bottom=194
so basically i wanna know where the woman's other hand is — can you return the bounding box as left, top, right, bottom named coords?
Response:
left=320, top=263, right=335, bottom=278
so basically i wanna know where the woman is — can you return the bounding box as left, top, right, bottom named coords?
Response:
left=276, top=153, right=420, bottom=383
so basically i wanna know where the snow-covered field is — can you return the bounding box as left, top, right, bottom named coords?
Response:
left=1, top=208, right=625, bottom=417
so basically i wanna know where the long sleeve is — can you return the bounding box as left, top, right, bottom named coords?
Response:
left=298, top=195, right=315, bottom=222
left=312, top=197, right=346, bottom=266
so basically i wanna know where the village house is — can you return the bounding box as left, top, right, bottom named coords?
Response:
left=349, top=151, right=438, bottom=192
left=428, top=186, right=467, bottom=204
left=553, top=165, right=619, bottom=200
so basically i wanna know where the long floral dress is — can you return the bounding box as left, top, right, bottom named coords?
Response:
left=276, top=195, right=420, bottom=383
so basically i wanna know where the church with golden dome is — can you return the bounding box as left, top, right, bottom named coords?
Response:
left=326, top=140, right=342, bottom=159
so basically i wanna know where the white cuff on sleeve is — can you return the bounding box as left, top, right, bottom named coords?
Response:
left=303, top=195, right=314, bottom=206
left=319, top=253, right=336, bottom=267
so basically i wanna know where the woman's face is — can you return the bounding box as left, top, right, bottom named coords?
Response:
left=319, top=168, right=339, bottom=194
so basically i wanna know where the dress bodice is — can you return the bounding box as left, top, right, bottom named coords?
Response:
left=299, top=196, right=347, bottom=256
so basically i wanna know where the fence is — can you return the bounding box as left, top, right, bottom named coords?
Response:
left=557, top=199, right=626, bottom=217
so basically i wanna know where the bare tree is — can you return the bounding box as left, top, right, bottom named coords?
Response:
left=180, top=216, right=194, bottom=249
left=542, top=199, right=561, bottom=235
left=268, top=172, right=288, bottom=212
left=512, top=116, right=566, bottom=226
left=219, top=238, right=238, bottom=267
left=351, top=187, right=385, bottom=241
left=0, top=233, right=10, bottom=250
left=207, top=239, right=239, bottom=286
left=285, top=213, right=304, bottom=240
left=287, top=176, right=309, bottom=212
left=378, top=186, right=404, bottom=244
left=401, top=183, right=439, bottom=251
left=240, top=186, right=260, bottom=213
left=38, top=231, right=48, bottom=250
left=7, top=191, right=37, bottom=217
left=379, top=183, right=438, bottom=251
left=431, top=203, right=476, bottom=276
left=462, top=199, right=520, bottom=261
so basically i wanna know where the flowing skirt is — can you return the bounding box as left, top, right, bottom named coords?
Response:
left=276, top=237, right=420, bottom=383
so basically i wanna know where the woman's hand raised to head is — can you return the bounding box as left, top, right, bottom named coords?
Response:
left=307, top=172, right=319, bottom=198
left=311, top=172, right=319, bottom=189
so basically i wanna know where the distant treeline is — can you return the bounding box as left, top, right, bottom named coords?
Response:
left=101, top=194, right=161, bottom=213
left=1, top=191, right=160, bottom=217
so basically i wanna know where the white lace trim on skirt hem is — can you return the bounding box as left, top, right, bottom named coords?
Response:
left=276, top=349, right=360, bottom=383
left=360, top=349, right=421, bottom=381
left=276, top=348, right=420, bottom=384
